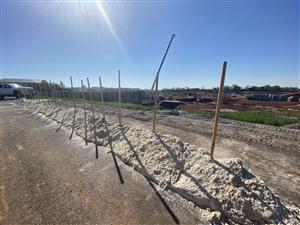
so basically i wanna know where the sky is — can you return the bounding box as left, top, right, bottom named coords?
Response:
left=1, top=0, right=299, bottom=89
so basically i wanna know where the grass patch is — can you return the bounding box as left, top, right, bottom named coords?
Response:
left=184, top=108, right=300, bottom=126
left=219, top=110, right=300, bottom=126
left=36, top=96, right=151, bottom=111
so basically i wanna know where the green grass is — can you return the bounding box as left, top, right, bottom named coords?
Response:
left=220, top=110, right=300, bottom=126
left=184, top=109, right=300, bottom=126
left=35, top=96, right=151, bottom=111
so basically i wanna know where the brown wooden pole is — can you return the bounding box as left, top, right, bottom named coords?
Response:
left=210, top=61, right=227, bottom=159
left=99, top=76, right=105, bottom=120
left=118, top=70, right=122, bottom=126
left=69, top=76, right=76, bottom=140
left=44, top=82, right=50, bottom=105
left=87, top=77, right=99, bottom=159
left=81, top=79, right=88, bottom=145
left=60, top=81, right=68, bottom=109
left=37, top=84, right=41, bottom=104
left=152, top=34, right=175, bottom=132
left=70, top=76, right=75, bottom=107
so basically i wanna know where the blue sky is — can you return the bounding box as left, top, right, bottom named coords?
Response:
left=1, top=1, right=299, bottom=88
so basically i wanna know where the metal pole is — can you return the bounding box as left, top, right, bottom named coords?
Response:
left=87, top=78, right=99, bottom=159
left=81, top=79, right=88, bottom=145
left=118, top=70, right=122, bottom=126
left=152, top=34, right=176, bottom=132
left=210, top=61, right=227, bottom=159
left=99, top=76, right=105, bottom=120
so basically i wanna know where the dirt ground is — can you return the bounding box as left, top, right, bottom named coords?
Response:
left=1, top=99, right=299, bottom=224
left=0, top=100, right=209, bottom=225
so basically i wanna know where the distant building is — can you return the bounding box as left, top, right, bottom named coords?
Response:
left=0, top=78, right=42, bottom=87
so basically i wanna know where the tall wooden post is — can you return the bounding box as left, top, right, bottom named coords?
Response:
left=99, top=76, right=105, bottom=120
left=118, top=70, right=122, bottom=126
left=37, top=84, right=44, bottom=105
left=70, top=76, right=75, bottom=106
left=87, top=78, right=99, bottom=159
left=210, top=61, right=227, bottom=159
left=44, top=82, right=50, bottom=105
left=152, top=34, right=175, bottom=132
left=60, top=81, right=68, bottom=109
left=81, top=79, right=88, bottom=145
left=69, top=76, right=76, bottom=140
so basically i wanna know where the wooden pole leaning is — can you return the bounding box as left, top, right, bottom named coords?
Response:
left=152, top=34, right=175, bottom=132
left=81, top=79, right=88, bottom=145
left=118, top=70, right=122, bottom=126
left=210, top=61, right=227, bottom=159
left=87, top=78, right=99, bottom=159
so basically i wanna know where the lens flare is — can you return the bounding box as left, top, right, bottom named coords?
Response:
left=95, top=1, right=126, bottom=56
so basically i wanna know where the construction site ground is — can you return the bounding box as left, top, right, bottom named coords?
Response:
left=0, top=100, right=207, bottom=225
left=1, top=99, right=299, bottom=224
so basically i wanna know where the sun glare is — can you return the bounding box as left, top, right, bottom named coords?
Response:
left=95, top=1, right=126, bottom=56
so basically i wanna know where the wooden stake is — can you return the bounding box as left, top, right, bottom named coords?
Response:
left=99, top=76, right=105, bottom=120
left=37, top=84, right=41, bottom=104
left=69, top=76, right=76, bottom=140
left=81, top=79, right=88, bottom=145
left=44, top=82, right=50, bottom=105
left=210, top=61, right=227, bottom=159
left=87, top=78, right=99, bottom=159
left=69, top=77, right=75, bottom=106
left=37, top=83, right=43, bottom=105
left=118, top=70, right=122, bottom=126
left=60, top=81, right=68, bottom=109
left=152, top=34, right=176, bottom=132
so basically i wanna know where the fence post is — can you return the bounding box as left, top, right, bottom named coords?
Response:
left=87, top=77, right=99, bottom=159
left=44, top=82, right=50, bottom=105
left=118, top=70, right=122, bottom=126
left=60, top=81, right=68, bottom=109
left=69, top=76, right=76, bottom=140
left=210, top=61, right=227, bottom=159
left=99, top=76, right=105, bottom=120
left=37, top=83, right=44, bottom=105
left=81, top=79, right=88, bottom=145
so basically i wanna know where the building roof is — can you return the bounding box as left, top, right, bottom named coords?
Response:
left=0, top=78, right=42, bottom=84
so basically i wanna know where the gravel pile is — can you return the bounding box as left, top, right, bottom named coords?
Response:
left=27, top=102, right=300, bottom=224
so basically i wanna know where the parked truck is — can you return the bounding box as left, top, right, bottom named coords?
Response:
left=0, top=83, right=36, bottom=100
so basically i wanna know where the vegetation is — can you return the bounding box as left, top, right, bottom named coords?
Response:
left=220, top=110, right=300, bottom=126
left=183, top=109, right=300, bottom=127
left=37, top=96, right=151, bottom=111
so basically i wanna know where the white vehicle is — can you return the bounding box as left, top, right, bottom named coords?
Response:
left=0, top=83, right=36, bottom=100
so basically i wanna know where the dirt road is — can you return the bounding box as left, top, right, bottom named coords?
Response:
left=0, top=101, right=207, bottom=225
